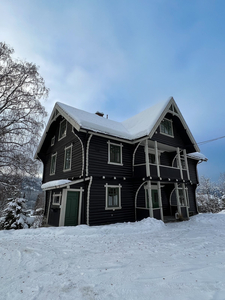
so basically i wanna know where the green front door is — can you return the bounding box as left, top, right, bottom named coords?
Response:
left=64, top=191, right=80, bottom=226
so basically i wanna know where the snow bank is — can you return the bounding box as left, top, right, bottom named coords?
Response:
left=1, top=214, right=225, bottom=300
left=188, top=213, right=225, bottom=226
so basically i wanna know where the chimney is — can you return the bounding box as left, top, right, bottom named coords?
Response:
left=95, top=111, right=104, bottom=117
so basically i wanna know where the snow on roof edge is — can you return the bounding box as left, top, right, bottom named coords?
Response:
left=187, top=152, right=208, bottom=161
left=41, top=180, right=72, bottom=190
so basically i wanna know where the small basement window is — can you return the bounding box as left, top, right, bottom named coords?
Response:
left=107, top=141, right=123, bottom=165
left=64, top=144, right=72, bottom=171
left=52, top=193, right=62, bottom=205
left=58, top=119, right=67, bottom=140
left=50, top=153, right=57, bottom=175
left=160, top=118, right=174, bottom=137
left=105, top=184, right=122, bottom=210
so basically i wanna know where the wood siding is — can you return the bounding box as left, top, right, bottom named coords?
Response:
left=88, top=135, right=133, bottom=178
left=89, top=178, right=135, bottom=226
left=40, top=117, right=85, bottom=183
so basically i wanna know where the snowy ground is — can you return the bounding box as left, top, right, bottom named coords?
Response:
left=1, top=213, right=225, bottom=300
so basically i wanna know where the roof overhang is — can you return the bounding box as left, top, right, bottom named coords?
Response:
left=34, top=102, right=81, bottom=159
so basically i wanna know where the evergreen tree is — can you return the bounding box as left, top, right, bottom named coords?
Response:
left=0, top=198, right=33, bottom=229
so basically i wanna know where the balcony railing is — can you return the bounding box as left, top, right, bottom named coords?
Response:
left=134, top=163, right=188, bottom=181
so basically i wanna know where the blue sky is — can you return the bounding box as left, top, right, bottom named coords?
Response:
left=0, top=0, right=224, bottom=182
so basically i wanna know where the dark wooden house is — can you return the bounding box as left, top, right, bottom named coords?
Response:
left=35, top=97, right=207, bottom=226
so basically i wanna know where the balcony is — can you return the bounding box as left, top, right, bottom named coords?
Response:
left=134, top=163, right=188, bottom=181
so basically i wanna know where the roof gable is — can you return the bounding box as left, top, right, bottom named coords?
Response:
left=35, top=97, right=200, bottom=159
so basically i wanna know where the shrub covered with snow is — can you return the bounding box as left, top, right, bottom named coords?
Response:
left=0, top=198, right=34, bottom=230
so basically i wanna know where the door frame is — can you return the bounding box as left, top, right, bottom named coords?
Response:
left=59, top=187, right=84, bottom=226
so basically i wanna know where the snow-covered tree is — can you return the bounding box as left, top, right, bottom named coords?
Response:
left=0, top=197, right=34, bottom=230
left=0, top=42, right=48, bottom=208
left=197, top=176, right=225, bottom=213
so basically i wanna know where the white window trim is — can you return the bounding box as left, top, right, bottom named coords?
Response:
left=52, top=192, right=62, bottom=206
left=170, top=186, right=190, bottom=207
left=145, top=148, right=162, bottom=165
left=178, top=187, right=189, bottom=207
left=107, top=141, right=123, bottom=166
left=172, top=154, right=187, bottom=170
left=50, top=152, right=57, bottom=175
left=144, top=184, right=159, bottom=210
left=160, top=118, right=174, bottom=137
left=51, top=136, right=55, bottom=146
left=105, top=183, right=122, bottom=210
left=58, top=119, right=67, bottom=141
left=63, top=144, right=73, bottom=172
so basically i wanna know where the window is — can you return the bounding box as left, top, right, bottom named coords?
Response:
left=178, top=188, right=189, bottom=207
left=64, top=145, right=72, bottom=171
left=149, top=153, right=156, bottom=164
left=173, top=156, right=186, bottom=169
left=105, top=184, right=122, bottom=210
left=160, top=118, right=174, bottom=137
left=180, top=157, right=186, bottom=169
left=51, top=136, right=55, bottom=146
left=145, top=188, right=159, bottom=209
left=50, top=153, right=57, bottom=175
left=108, top=141, right=123, bottom=165
left=58, top=119, right=67, bottom=140
left=147, top=148, right=161, bottom=164
left=52, top=193, right=61, bottom=205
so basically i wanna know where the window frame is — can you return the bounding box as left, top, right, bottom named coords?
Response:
left=51, top=136, right=55, bottom=146
left=63, top=144, right=73, bottom=172
left=107, top=141, right=123, bottom=166
left=178, top=187, right=190, bottom=207
left=170, top=185, right=190, bottom=207
left=147, top=148, right=161, bottom=165
left=160, top=118, right=174, bottom=137
left=144, top=185, right=160, bottom=209
left=52, top=192, right=62, bottom=206
left=58, top=119, right=67, bottom=141
left=50, top=153, right=57, bottom=175
left=105, top=183, right=122, bottom=210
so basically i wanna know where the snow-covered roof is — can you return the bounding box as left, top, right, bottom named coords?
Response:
left=187, top=152, right=208, bottom=161
left=41, top=180, right=72, bottom=190
left=122, top=100, right=169, bottom=139
left=57, top=102, right=133, bottom=140
left=35, top=97, right=200, bottom=159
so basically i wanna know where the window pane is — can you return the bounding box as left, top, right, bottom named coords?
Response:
left=178, top=189, right=185, bottom=206
left=110, top=145, right=121, bottom=163
left=149, top=153, right=155, bottom=164
left=51, top=136, right=55, bottom=146
left=160, top=119, right=173, bottom=136
left=50, top=155, right=56, bottom=174
left=145, top=189, right=159, bottom=208
left=64, top=147, right=71, bottom=170
left=152, top=190, right=159, bottom=208
left=108, top=187, right=119, bottom=207
left=59, top=120, right=66, bottom=139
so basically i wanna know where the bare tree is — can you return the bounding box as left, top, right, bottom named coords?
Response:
left=0, top=42, right=48, bottom=208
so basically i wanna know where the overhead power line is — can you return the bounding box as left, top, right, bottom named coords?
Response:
left=197, top=135, right=225, bottom=146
